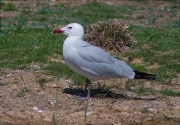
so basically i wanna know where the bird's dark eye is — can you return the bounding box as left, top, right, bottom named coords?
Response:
left=68, top=27, right=72, bottom=29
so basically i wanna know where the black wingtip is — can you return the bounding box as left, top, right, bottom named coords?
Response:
left=134, top=70, right=156, bottom=80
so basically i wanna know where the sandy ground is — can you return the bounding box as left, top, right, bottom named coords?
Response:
left=0, top=69, right=180, bottom=125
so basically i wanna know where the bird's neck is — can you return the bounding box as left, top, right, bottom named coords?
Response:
left=63, top=36, right=83, bottom=49
left=67, top=36, right=83, bottom=40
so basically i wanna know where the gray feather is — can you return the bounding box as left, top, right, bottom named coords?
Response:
left=64, top=43, right=134, bottom=80
left=78, top=44, right=115, bottom=64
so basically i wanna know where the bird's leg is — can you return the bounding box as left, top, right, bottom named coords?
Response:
left=83, top=78, right=91, bottom=96
left=86, top=78, right=91, bottom=99
left=84, top=78, right=91, bottom=122
left=83, top=79, right=89, bottom=95
left=75, top=78, right=91, bottom=100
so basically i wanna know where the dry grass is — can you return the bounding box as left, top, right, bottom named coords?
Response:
left=85, top=19, right=136, bottom=53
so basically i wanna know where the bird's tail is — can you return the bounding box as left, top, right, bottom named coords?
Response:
left=133, top=70, right=156, bottom=80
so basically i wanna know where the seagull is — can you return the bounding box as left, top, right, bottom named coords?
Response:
left=54, top=23, right=156, bottom=99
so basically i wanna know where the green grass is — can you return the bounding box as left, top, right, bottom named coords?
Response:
left=52, top=113, right=58, bottom=125
left=0, top=1, right=180, bottom=89
left=164, top=5, right=179, bottom=17
left=70, top=2, right=136, bottom=25
left=134, top=87, right=180, bottom=97
left=0, top=0, right=5, bottom=6
left=3, top=0, right=16, bottom=11
left=43, top=62, right=86, bottom=84
left=128, top=25, right=180, bottom=83
left=38, top=78, right=53, bottom=84
left=136, top=87, right=154, bottom=95
left=17, top=86, right=31, bottom=97
left=0, top=82, right=9, bottom=86
left=141, top=107, right=150, bottom=113
left=0, top=28, right=63, bottom=67
left=160, top=89, right=180, bottom=96
left=1, top=1, right=136, bottom=28
left=37, top=3, right=53, bottom=15
left=38, top=78, right=54, bottom=88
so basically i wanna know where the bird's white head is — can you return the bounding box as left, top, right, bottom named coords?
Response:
left=54, top=23, right=84, bottom=39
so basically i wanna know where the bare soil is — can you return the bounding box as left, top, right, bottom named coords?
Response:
left=1, top=0, right=180, bottom=125
left=1, top=69, right=180, bottom=125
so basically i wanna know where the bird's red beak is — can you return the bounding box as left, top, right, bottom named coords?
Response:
left=53, top=29, right=64, bottom=34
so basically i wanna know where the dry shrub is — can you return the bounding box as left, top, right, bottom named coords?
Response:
left=84, top=19, right=136, bottom=53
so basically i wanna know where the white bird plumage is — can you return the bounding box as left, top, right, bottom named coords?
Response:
left=55, top=23, right=135, bottom=79
left=54, top=23, right=156, bottom=99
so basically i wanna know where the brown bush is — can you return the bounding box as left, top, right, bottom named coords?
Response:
left=84, top=19, right=136, bottom=53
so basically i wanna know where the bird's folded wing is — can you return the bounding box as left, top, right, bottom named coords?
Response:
left=78, top=45, right=115, bottom=64
left=71, top=45, right=119, bottom=78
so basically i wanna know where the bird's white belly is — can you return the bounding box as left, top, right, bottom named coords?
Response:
left=64, top=59, right=101, bottom=80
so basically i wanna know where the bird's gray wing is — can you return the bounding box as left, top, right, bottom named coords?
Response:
left=71, top=44, right=120, bottom=78
left=78, top=45, right=116, bottom=64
